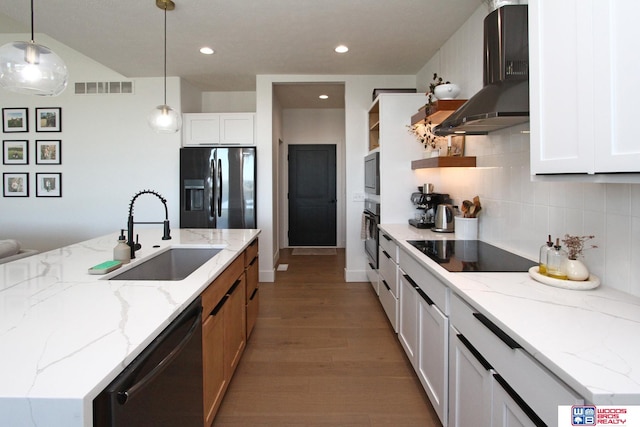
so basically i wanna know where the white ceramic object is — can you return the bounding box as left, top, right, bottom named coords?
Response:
left=562, top=259, right=590, bottom=281
left=528, top=266, right=600, bottom=290
left=454, top=216, right=478, bottom=240
left=433, top=83, right=461, bottom=100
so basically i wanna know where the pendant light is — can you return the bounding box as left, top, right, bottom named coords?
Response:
left=147, top=0, right=182, bottom=133
left=0, top=0, right=68, bottom=96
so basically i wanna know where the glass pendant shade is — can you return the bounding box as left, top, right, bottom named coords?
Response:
left=148, top=104, right=182, bottom=133
left=0, top=40, right=68, bottom=96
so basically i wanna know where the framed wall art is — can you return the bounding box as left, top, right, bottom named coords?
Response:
left=2, top=108, right=29, bottom=133
left=35, top=140, right=61, bottom=165
left=36, top=173, right=62, bottom=197
left=3, top=173, right=29, bottom=197
left=3, top=140, right=29, bottom=165
left=36, top=108, right=62, bottom=132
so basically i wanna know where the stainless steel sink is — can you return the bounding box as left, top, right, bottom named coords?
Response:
left=110, top=247, right=222, bottom=281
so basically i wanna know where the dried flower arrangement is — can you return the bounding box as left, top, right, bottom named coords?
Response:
left=561, top=234, right=597, bottom=260
left=407, top=122, right=437, bottom=150
left=428, top=73, right=450, bottom=105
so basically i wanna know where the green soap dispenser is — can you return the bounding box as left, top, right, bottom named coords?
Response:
left=114, top=229, right=131, bottom=264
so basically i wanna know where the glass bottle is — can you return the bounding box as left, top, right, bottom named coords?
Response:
left=547, top=238, right=568, bottom=280
left=538, top=234, right=553, bottom=275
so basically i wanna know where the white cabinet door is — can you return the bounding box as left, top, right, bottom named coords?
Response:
left=398, top=273, right=419, bottom=368
left=220, top=113, right=254, bottom=145
left=491, top=375, right=539, bottom=427
left=448, top=326, right=493, bottom=427
left=417, top=290, right=449, bottom=426
left=592, top=1, right=640, bottom=172
left=530, top=0, right=640, bottom=176
left=183, top=114, right=220, bottom=146
left=183, top=113, right=255, bottom=146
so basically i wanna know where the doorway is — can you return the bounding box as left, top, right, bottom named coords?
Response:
left=288, top=144, right=337, bottom=246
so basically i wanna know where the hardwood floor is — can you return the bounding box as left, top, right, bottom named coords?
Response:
left=212, top=248, right=441, bottom=427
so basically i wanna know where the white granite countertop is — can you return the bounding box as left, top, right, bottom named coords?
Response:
left=379, top=223, right=640, bottom=406
left=0, top=228, right=260, bottom=427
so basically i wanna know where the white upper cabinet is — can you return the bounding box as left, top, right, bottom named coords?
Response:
left=530, top=0, right=640, bottom=179
left=183, top=113, right=255, bottom=146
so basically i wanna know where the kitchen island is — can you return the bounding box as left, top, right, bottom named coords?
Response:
left=0, top=228, right=260, bottom=427
left=379, top=223, right=640, bottom=410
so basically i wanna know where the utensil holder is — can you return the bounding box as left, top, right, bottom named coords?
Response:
left=454, top=217, right=478, bottom=240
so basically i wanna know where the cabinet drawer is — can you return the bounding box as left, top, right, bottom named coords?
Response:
left=202, top=255, right=244, bottom=319
left=379, top=232, right=398, bottom=262
left=244, top=239, right=258, bottom=267
left=366, top=261, right=379, bottom=295
left=450, top=293, right=582, bottom=426
left=399, top=250, right=448, bottom=314
left=378, top=247, right=398, bottom=297
left=246, top=287, right=259, bottom=339
left=379, top=279, right=398, bottom=332
left=246, top=255, right=259, bottom=301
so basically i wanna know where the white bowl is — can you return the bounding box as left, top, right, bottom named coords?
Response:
left=433, top=84, right=461, bottom=100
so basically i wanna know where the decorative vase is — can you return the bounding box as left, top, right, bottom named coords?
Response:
left=562, top=258, right=590, bottom=281
left=434, top=83, right=461, bottom=100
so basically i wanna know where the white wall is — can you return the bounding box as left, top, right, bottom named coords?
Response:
left=201, top=92, right=256, bottom=113
left=280, top=108, right=346, bottom=248
left=0, top=34, right=182, bottom=252
left=417, top=4, right=640, bottom=297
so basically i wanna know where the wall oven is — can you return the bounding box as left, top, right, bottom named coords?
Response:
left=363, top=200, right=380, bottom=268
left=364, top=152, right=380, bottom=195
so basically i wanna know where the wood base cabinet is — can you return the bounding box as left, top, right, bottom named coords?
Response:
left=245, top=239, right=259, bottom=338
left=201, top=253, right=247, bottom=427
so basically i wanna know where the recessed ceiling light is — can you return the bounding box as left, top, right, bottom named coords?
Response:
left=199, top=47, right=214, bottom=55
left=319, top=94, right=329, bottom=100
left=334, top=45, right=349, bottom=53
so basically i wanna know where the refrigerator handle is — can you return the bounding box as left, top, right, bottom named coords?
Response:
left=214, top=159, right=217, bottom=218
left=217, top=158, right=223, bottom=217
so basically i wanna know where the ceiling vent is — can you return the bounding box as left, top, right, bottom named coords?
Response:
left=74, top=81, right=134, bottom=95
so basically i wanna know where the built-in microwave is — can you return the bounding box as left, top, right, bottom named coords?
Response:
left=364, top=152, right=380, bottom=195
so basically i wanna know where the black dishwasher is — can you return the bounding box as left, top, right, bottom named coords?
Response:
left=93, top=296, right=203, bottom=427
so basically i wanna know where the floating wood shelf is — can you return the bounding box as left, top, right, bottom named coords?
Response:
left=411, top=156, right=476, bottom=169
left=411, top=99, right=467, bottom=126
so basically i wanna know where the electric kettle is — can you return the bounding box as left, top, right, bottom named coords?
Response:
left=433, top=204, right=455, bottom=233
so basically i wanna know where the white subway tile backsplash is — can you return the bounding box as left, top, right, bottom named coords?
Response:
left=439, top=124, right=640, bottom=297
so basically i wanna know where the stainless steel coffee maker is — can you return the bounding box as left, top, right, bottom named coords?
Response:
left=408, top=188, right=449, bottom=229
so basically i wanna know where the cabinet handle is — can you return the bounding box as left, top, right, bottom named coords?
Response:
left=368, top=262, right=376, bottom=270
left=403, top=274, right=433, bottom=305
left=382, top=250, right=391, bottom=259
left=493, top=374, right=546, bottom=427
left=249, top=257, right=258, bottom=266
left=382, top=234, right=392, bottom=241
left=382, top=279, right=391, bottom=291
left=210, top=294, right=229, bottom=316
left=226, top=278, right=242, bottom=296
left=472, top=312, right=521, bottom=349
left=249, top=288, right=258, bottom=301
left=456, top=334, right=492, bottom=371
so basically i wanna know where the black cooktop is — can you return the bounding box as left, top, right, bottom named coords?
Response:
left=407, top=240, right=536, bottom=272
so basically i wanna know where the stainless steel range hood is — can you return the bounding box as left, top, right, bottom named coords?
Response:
left=436, top=5, right=529, bottom=136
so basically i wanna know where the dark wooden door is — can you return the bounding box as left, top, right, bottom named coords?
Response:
left=288, top=144, right=336, bottom=246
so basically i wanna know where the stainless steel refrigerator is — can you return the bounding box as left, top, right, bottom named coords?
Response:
left=180, top=147, right=256, bottom=229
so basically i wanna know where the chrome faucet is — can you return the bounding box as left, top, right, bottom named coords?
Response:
left=127, top=189, right=171, bottom=259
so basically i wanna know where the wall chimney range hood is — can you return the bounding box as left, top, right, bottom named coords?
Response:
left=436, top=5, right=529, bottom=136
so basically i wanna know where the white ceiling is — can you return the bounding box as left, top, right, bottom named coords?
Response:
left=0, top=0, right=484, bottom=108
